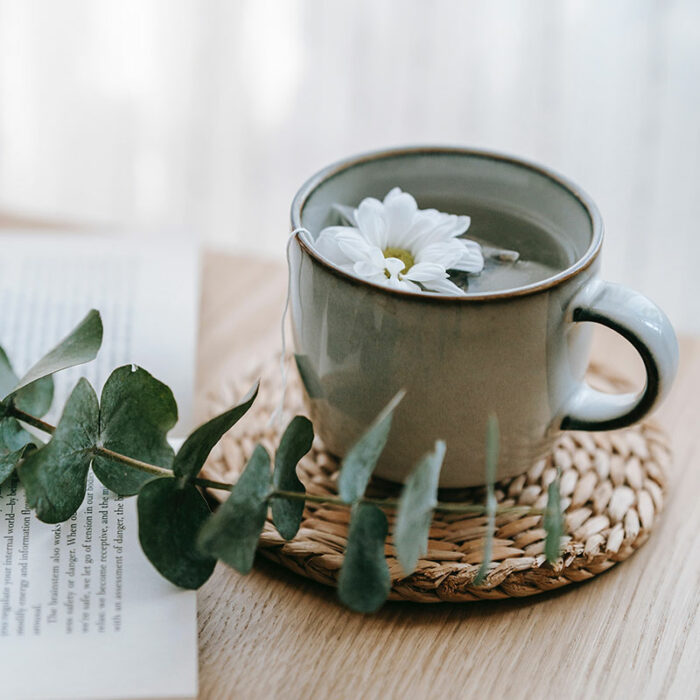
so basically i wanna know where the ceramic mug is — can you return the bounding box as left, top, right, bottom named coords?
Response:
left=288, top=147, right=678, bottom=488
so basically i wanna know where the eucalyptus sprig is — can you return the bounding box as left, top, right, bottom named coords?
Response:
left=0, top=310, right=564, bottom=613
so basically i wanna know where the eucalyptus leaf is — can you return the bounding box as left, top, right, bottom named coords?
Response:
left=473, top=416, right=499, bottom=586
left=394, top=440, right=446, bottom=575
left=7, top=310, right=103, bottom=398
left=0, top=346, right=54, bottom=417
left=198, top=444, right=271, bottom=574
left=138, top=477, right=216, bottom=589
left=17, top=378, right=99, bottom=523
left=173, top=381, right=259, bottom=483
left=92, top=365, right=178, bottom=496
left=271, top=416, right=313, bottom=540
left=0, top=415, right=39, bottom=485
left=0, top=415, right=38, bottom=456
left=337, top=390, right=405, bottom=504
left=0, top=444, right=36, bottom=486
left=13, top=377, right=54, bottom=417
left=0, top=347, right=14, bottom=398
left=338, top=502, right=390, bottom=613
left=544, top=479, right=564, bottom=563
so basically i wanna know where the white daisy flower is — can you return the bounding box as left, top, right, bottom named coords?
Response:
left=313, top=188, right=484, bottom=295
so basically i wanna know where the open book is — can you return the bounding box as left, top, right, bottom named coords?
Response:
left=0, top=233, right=200, bottom=700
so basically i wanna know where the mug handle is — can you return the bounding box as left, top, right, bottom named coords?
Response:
left=561, top=279, right=679, bottom=431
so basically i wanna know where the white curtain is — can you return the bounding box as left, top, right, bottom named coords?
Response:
left=0, top=0, right=698, bottom=329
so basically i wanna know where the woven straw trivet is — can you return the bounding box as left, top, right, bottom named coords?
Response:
left=202, top=356, right=670, bottom=602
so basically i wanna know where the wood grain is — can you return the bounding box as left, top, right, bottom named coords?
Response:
left=196, top=253, right=699, bottom=700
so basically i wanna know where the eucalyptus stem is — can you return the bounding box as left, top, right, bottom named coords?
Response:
left=11, top=408, right=55, bottom=435
left=272, top=488, right=541, bottom=516
left=9, top=405, right=541, bottom=518
left=10, top=405, right=233, bottom=492
left=194, top=476, right=234, bottom=492
left=93, top=446, right=172, bottom=478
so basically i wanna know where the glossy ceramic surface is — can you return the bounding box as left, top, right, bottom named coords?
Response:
left=289, top=147, right=678, bottom=487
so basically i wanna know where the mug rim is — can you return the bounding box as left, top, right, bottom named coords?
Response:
left=290, top=145, right=603, bottom=302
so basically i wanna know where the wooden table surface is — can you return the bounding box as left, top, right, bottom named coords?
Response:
left=196, top=253, right=700, bottom=700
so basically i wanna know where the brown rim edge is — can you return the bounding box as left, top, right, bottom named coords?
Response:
left=290, top=145, right=603, bottom=302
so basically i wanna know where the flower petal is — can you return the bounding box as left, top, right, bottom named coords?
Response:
left=450, top=239, right=485, bottom=273
left=447, top=214, right=471, bottom=237
left=315, top=227, right=358, bottom=265
left=355, top=198, right=387, bottom=249
left=384, top=256, right=406, bottom=276
left=353, top=247, right=385, bottom=278
left=420, top=215, right=472, bottom=247
left=383, top=190, right=418, bottom=248
left=402, top=261, right=448, bottom=282
left=415, top=240, right=460, bottom=266
left=403, top=279, right=422, bottom=291
left=383, top=276, right=417, bottom=291
left=335, top=229, right=381, bottom=263
left=352, top=260, right=381, bottom=278
left=420, top=276, right=466, bottom=295
left=401, top=212, right=439, bottom=249
left=315, top=189, right=485, bottom=295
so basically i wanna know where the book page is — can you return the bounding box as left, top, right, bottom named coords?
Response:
left=0, top=232, right=200, bottom=700
left=0, top=233, right=199, bottom=432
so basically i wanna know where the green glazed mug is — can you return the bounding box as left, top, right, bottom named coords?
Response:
left=288, top=147, right=678, bottom=488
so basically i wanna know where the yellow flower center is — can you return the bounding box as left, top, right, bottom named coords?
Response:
left=383, top=247, right=415, bottom=277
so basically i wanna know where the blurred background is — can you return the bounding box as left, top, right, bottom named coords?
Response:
left=0, top=0, right=698, bottom=330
